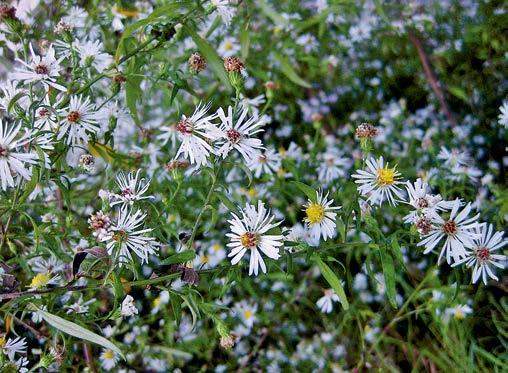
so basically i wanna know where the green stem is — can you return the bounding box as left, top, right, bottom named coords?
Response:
left=187, top=161, right=223, bottom=250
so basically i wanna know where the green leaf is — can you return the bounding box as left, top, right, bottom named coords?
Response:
left=257, top=0, right=288, bottom=27
left=312, top=254, right=349, bottom=310
left=7, top=91, right=26, bottom=113
left=170, top=293, right=182, bottom=326
left=378, top=245, right=397, bottom=309
left=35, top=307, right=125, bottom=359
left=115, top=1, right=193, bottom=62
left=448, top=86, right=469, bottom=103
left=185, top=25, right=231, bottom=90
left=161, top=250, right=196, bottom=265
left=111, top=272, right=125, bottom=300
left=216, top=191, right=238, bottom=213
left=239, top=23, right=250, bottom=60
left=273, top=52, right=311, bottom=88
left=290, top=181, right=316, bottom=202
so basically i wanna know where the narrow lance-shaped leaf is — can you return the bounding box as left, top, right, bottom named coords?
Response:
left=378, top=245, right=398, bottom=309
left=273, top=52, right=312, bottom=88
left=291, top=181, right=317, bottom=202
left=312, top=254, right=349, bottom=310
left=35, top=306, right=125, bottom=360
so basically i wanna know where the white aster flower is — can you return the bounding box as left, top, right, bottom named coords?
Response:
left=498, top=100, right=508, bottom=128
left=227, top=201, right=284, bottom=276
left=316, top=288, right=340, bottom=313
left=74, top=39, right=113, bottom=72
left=1, top=336, right=27, bottom=361
left=212, top=0, right=235, bottom=26
left=234, top=300, right=257, bottom=328
left=0, top=80, right=28, bottom=111
left=437, top=146, right=472, bottom=168
left=121, top=294, right=138, bottom=317
left=57, top=95, right=100, bottom=145
left=174, top=102, right=218, bottom=167
left=247, top=147, right=281, bottom=178
left=404, top=178, right=454, bottom=223
left=417, top=199, right=481, bottom=265
left=215, top=106, right=265, bottom=162
left=352, top=156, right=404, bottom=206
left=100, top=348, right=119, bottom=371
left=452, top=224, right=507, bottom=285
left=0, top=121, right=38, bottom=191
left=444, top=304, right=472, bottom=321
left=303, top=190, right=341, bottom=242
left=11, top=44, right=66, bottom=91
left=104, top=206, right=160, bottom=266
left=317, top=149, right=350, bottom=183
left=65, top=294, right=96, bottom=314
left=109, top=169, right=152, bottom=207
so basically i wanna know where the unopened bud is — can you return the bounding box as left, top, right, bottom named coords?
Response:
left=188, top=52, right=206, bottom=74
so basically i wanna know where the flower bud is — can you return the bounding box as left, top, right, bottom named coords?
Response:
left=188, top=52, right=206, bottom=74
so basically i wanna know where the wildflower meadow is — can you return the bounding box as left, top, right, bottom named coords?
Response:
left=0, top=0, right=507, bottom=371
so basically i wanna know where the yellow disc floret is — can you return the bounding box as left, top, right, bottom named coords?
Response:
left=377, top=166, right=396, bottom=186
left=29, top=272, right=51, bottom=290
left=306, top=202, right=325, bottom=224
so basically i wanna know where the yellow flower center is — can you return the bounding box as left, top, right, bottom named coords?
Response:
left=247, top=188, right=257, bottom=198
left=240, top=232, right=258, bottom=248
left=243, top=310, right=253, bottom=319
left=153, top=297, right=161, bottom=308
left=29, top=273, right=50, bottom=289
left=454, top=309, right=465, bottom=320
left=201, top=255, right=209, bottom=264
left=377, top=167, right=396, bottom=186
left=103, top=349, right=114, bottom=359
left=212, top=243, right=221, bottom=252
left=306, top=203, right=325, bottom=224
left=0, top=336, right=5, bottom=348
left=224, top=41, right=233, bottom=51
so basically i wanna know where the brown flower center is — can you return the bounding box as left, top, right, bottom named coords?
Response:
left=0, top=145, right=9, bottom=158
left=176, top=119, right=192, bottom=134
left=240, top=232, right=258, bottom=248
left=35, top=64, right=49, bottom=75
left=416, top=198, right=429, bottom=208
left=415, top=217, right=432, bottom=235
left=113, top=230, right=128, bottom=242
left=442, top=220, right=458, bottom=235
left=226, top=129, right=241, bottom=143
left=67, top=111, right=80, bottom=123
left=475, top=247, right=491, bottom=262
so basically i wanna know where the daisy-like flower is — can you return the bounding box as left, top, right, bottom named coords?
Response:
left=1, top=336, right=27, bottom=361
left=303, top=190, right=341, bottom=242
left=100, top=348, right=119, bottom=371
left=109, top=169, right=152, bottom=207
left=211, top=0, right=235, bottom=26
left=103, top=206, right=160, bottom=266
left=0, top=121, right=38, bottom=191
left=27, top=271, right=60, bottom=291
left=11, top=44, right=66, bottom=91
left=74, top=39, right=113, bottom=73
left=0, top=80, right=28, bottom=111
left=437, top=147, right=472, bottom=168
left=57, top=95, right=100, bottom=145
left=121, top=295, right=138, bottom=317
left=317, top=149, right=350, bottom=183
left=234, top=300, right=257, bottom=328
left=65, top=295, right=96, bottom=314
left=247, top=147, right=282, bottom=178
left=444, top=304, right=472, bottom=321
left=215, top=106, right=265, bottom=162
left=417, top=199, right=480, bottom=265
left=316, top=288, right=340, bottom=313
left=497, top=100, right=508, bottom=128
left=404, top=178, right=454, bottom=224
left=174, top=102, right=218, bottom=167
left=352, top=156, right=404, bottom=206
left=227, top=201, right=284, bottom=276
left=452, top=224, right=506, bottom=285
